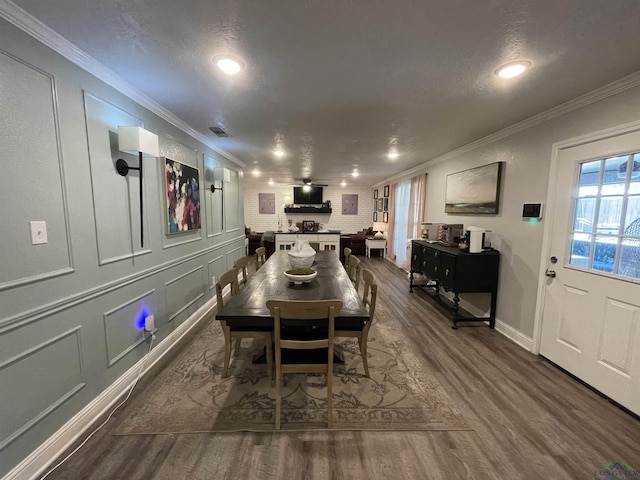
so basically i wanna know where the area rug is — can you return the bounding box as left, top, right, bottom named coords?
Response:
left=114, top=306, right=471, bottom=433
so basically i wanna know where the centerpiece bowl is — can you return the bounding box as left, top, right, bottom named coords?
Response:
left=284, top=268, right=317, bottom=284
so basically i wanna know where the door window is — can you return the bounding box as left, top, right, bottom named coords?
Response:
left=569, top=153, right=640, bottom=279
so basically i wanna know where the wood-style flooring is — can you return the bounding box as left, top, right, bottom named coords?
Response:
left=40, top=255, right=640, bottom=480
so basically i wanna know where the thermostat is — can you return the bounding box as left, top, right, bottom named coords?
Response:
left=522, top=203, right=543, bottom=219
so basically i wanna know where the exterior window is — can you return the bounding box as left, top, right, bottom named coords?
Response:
left=569, top=153, right=640, bottom=279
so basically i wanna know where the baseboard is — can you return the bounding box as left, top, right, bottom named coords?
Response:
left=494, top=319, right=533, bottom=351
left=3, top=298, right=217, bottom=480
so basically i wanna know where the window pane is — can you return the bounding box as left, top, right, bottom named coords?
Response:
left=624, top=197, right=640, bottom=233
left=602, top=156, right=628, bottom=195
left=574, top=198, right=595, bottom=232
left=570, top=233, right=591, bottom=268
left=597, top=196, right=623, bottom=234
left=578, top=160, right=601, bottom=197
left=593, top=236, right=617, bottom=273
left=619, top=237, right=640, bottom=279
left=630, top=154, right=640, bottom=194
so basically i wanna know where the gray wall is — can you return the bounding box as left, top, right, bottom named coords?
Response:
left=0, top=20, right=245, bottom=477
left=419, top=81, right=640, bottom=338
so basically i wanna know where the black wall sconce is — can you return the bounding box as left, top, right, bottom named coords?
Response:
left=115, top=126, right=160, bottom=248
left=210, top=167, right=231, bottom=228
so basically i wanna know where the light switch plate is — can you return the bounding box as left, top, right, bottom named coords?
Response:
left=30, top=221, right=48, bottom=245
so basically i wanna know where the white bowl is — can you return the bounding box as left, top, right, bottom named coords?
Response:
left=284, top=270, right=317, bottom=284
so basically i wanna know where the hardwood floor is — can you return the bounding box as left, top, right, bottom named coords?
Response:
left=41, top=255, right=640, bottom=480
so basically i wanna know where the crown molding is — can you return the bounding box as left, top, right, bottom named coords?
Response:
left=0, top=0, right=245, bottom=169
left=376, top=70, right=640, bottom=188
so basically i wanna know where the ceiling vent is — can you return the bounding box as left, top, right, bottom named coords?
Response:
left=208, top=126, right=229, bottom=137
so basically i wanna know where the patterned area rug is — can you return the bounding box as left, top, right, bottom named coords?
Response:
left=115, top=307, right=471, bottom=433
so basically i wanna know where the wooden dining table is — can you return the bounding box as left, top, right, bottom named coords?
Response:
left=215, top=250, right=369, bottom=361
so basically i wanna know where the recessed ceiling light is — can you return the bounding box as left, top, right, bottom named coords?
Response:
left=341, top=181, right=347, bottom=187
left=273, top=149, right=285, bottom=157
left=213, top=54, right=245, bottom=75
left=388, top=152, right=398, bottom=159
left=268, top=179, right=274, bottom=186
left=495, top=60, right=531, bottom=79
left=252, top=169, right=260, bottom=177
left=303, top=184, right=311, bottom=192
left=352, top=171, right=359, bottom=178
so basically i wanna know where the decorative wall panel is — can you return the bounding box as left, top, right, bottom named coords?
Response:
left=164, top=266, right=205, bottom=325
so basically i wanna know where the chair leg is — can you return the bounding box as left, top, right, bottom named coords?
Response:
left=327, top=367, right=333, bottom=429
left=359, top=336, right=370, bottom=378
left=222, top=327, right=232, bottom=378
left=276, top=371, right=282, bottom=430
left=265, top=333, right=273, bottom=383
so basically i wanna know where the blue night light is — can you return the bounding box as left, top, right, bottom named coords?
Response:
left=135, top=306, right=151, bottom=330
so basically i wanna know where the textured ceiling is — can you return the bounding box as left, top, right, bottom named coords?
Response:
left=9, top=0, right=640, bottom=186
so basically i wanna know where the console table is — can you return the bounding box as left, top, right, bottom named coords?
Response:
left=409, top=240, right=499, bottom=329
left=365, top=238, right=386, bottom=258
left=274, top=232, right=340, bottom=255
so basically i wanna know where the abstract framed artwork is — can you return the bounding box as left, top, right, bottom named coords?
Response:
left=383, top=185, right=390, bottom=197
left=342, top=194, right=358, bottom=215
left=165, top=158, right=201, bottom=234
left=377, top=198, right=383, bottom=212
left=383, top=197, right=389, bottom=212
left=445, top=162, right=503, bottom=214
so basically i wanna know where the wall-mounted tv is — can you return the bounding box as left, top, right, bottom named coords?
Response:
left=293, top=186, right=323, bottom=205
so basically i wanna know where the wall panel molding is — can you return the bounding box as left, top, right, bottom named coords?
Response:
left=165, top=266, right=205, bottom=323
left=0, top=236, right=244, bottom=332
left=0, top=327, right=85, bottom=451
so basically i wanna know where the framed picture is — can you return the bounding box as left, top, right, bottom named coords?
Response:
left=383, top=185, right=390, bottom=197
left=382, top=212, right=388, bottom=223
left=342, top=194, right=358, bottom=215
left=258, top=193, right=275, bottom=214
left=302, top=220, right=315, bottom=232
left=165, top=158, right=201, bottom=234
left=377, top=198, right=383, bottom=212
left=373, top=189, right=379, bottom=199
left=445, top=162, right=503, bottom=214
left=383, top=197, right=389, bottom=212
left=373, top=212, right=378, bottom=222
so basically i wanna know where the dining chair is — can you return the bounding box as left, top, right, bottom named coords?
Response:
left=343, top=247, right=352, bottom=269
left=347, top=254, right=361, bottom=292
left=335, top=269, right=377, bottom=377
left=309, top=241, right=320, bottom=252
left=255, top=246, right=266, bottom=270
left=233, top=255, right=250, bottom=288
left=216, top=268, right=273, bottom=380
left=266, top=299, right=343, bottom=429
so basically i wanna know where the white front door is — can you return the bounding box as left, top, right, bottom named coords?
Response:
left=539, top=125, right=640, bottom=415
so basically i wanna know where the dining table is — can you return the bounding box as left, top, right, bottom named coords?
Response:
left=215, top=250, right=370, bottom=362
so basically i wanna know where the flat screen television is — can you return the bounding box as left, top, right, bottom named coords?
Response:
left=293, top=186, right=323, bottom=205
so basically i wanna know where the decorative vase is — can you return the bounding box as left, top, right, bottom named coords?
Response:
left=288, top=239, right=316, bottom=269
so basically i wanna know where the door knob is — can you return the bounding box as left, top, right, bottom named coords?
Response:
left=545, top=269, right=556, bottom=278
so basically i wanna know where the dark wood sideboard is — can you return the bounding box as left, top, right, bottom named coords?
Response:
left=409, top=240, right=500, bottom=329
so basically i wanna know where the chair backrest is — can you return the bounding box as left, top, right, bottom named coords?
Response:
left=344, top=247, right=352, bottom=269
left=233, top=255, right=250, bottom=286
left=347, top=255, right=361, bottom=291
left=361, top=269, right=378, bottom=323
left=266, top=300, right=343, bottom=351
left=216, top=267, right=239, bottom=308
left=309, top=242, right=320, bottom=252
left=255, top=246, right=266, bottom=270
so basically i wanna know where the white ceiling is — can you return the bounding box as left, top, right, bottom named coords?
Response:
left=7, top=0, right=640, bottom=187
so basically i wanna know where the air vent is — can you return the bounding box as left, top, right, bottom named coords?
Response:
left=208, top=126, right=229, bottom=137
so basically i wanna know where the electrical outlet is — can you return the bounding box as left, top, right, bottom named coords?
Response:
left=144, top=314, right=155, bottom=332
left=30, top=221, right=48, bottom=245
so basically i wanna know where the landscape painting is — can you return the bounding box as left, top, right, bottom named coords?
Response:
left=445, top=162, right=503, bottom=214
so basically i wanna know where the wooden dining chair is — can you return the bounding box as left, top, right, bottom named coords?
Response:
left=343, top=247, right=352, bottom=269
left=335, top=269, right=377, bottom=377
left=233, top=255, right=250, bottom=288
left=255, top=246, right=266, bottom=270
left=347, top=254, right=361, bottom=292
left=216, top=268, right=273, bottom=380
left=266, top=299, right=343, bottom=429
left=309, top=241, right=320, bottom=252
